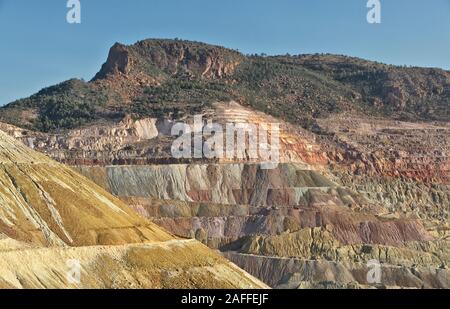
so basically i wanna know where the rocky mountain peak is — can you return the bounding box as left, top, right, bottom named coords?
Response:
left=93, top=39, right=244, bottom=81
left=93, top=42, right=132, bottom=79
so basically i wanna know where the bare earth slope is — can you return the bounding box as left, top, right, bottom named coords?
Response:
left=0, top=237, right=266, bottom=289
left=2, top=102, right=447, bottom=289
left=0, top=39, right=448, bottom=289
left=0, top=130, right=267, bottom=289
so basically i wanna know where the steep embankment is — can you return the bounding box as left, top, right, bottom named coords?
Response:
left=2, top=100, right=448, bottom=289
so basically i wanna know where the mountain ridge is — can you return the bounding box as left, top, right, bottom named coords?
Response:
left=0, top=38, right=448, bottom=133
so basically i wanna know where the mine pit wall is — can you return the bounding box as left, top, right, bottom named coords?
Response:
left=332, top=171, right=450, bottom=228
left=143, top=206, right=432, bottom=249
left=73, top=163, right=433, bottom=247
left=75, top=163, right=336, bottom=204
left=71, top=163, right=446, bottom=288
left=224, top=252, right=450, bottom=289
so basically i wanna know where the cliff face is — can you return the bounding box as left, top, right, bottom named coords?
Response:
left=0, top=102, right=326, bottom=166
left=94, top=40, right=243, bottom=80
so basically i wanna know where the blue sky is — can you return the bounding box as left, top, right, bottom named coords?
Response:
left=0, top=0, right=449, bottom=105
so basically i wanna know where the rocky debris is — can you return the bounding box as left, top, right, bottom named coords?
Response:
left=314, top=115, right=449, bottom=229
left=0, top=129, right=174, bottom=247
left=222, top=228, right=449, bottom=288
left=2, top=104, right=448, bottom=289
left=334, top=173, right=449, bottom=228
left=70, top=161, right=449, bottom=288
left=72, top=163, right=431, bottom=246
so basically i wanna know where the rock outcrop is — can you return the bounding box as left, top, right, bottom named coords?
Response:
left=94, top=40, right=243, bottom=81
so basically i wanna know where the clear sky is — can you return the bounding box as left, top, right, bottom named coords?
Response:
left=1, top=0, right=449, bottom=105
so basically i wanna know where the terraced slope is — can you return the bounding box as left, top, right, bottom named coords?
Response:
left=0, top=39, right=447, bottom=289
left=1, top=101, right=448, bottom=289
left=73, top=163, right=430, bottom=246
left=0, top=130, right=267, bottom=289
left=71, top=161, right=449, bottom=288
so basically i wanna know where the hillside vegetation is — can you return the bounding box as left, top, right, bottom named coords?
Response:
left=1, top=39, right=448, bottom=132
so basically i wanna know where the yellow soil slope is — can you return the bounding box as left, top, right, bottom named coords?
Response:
left=0, top=239, right=267, bottom=289
left=0, top=130, right=172, bottom=246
